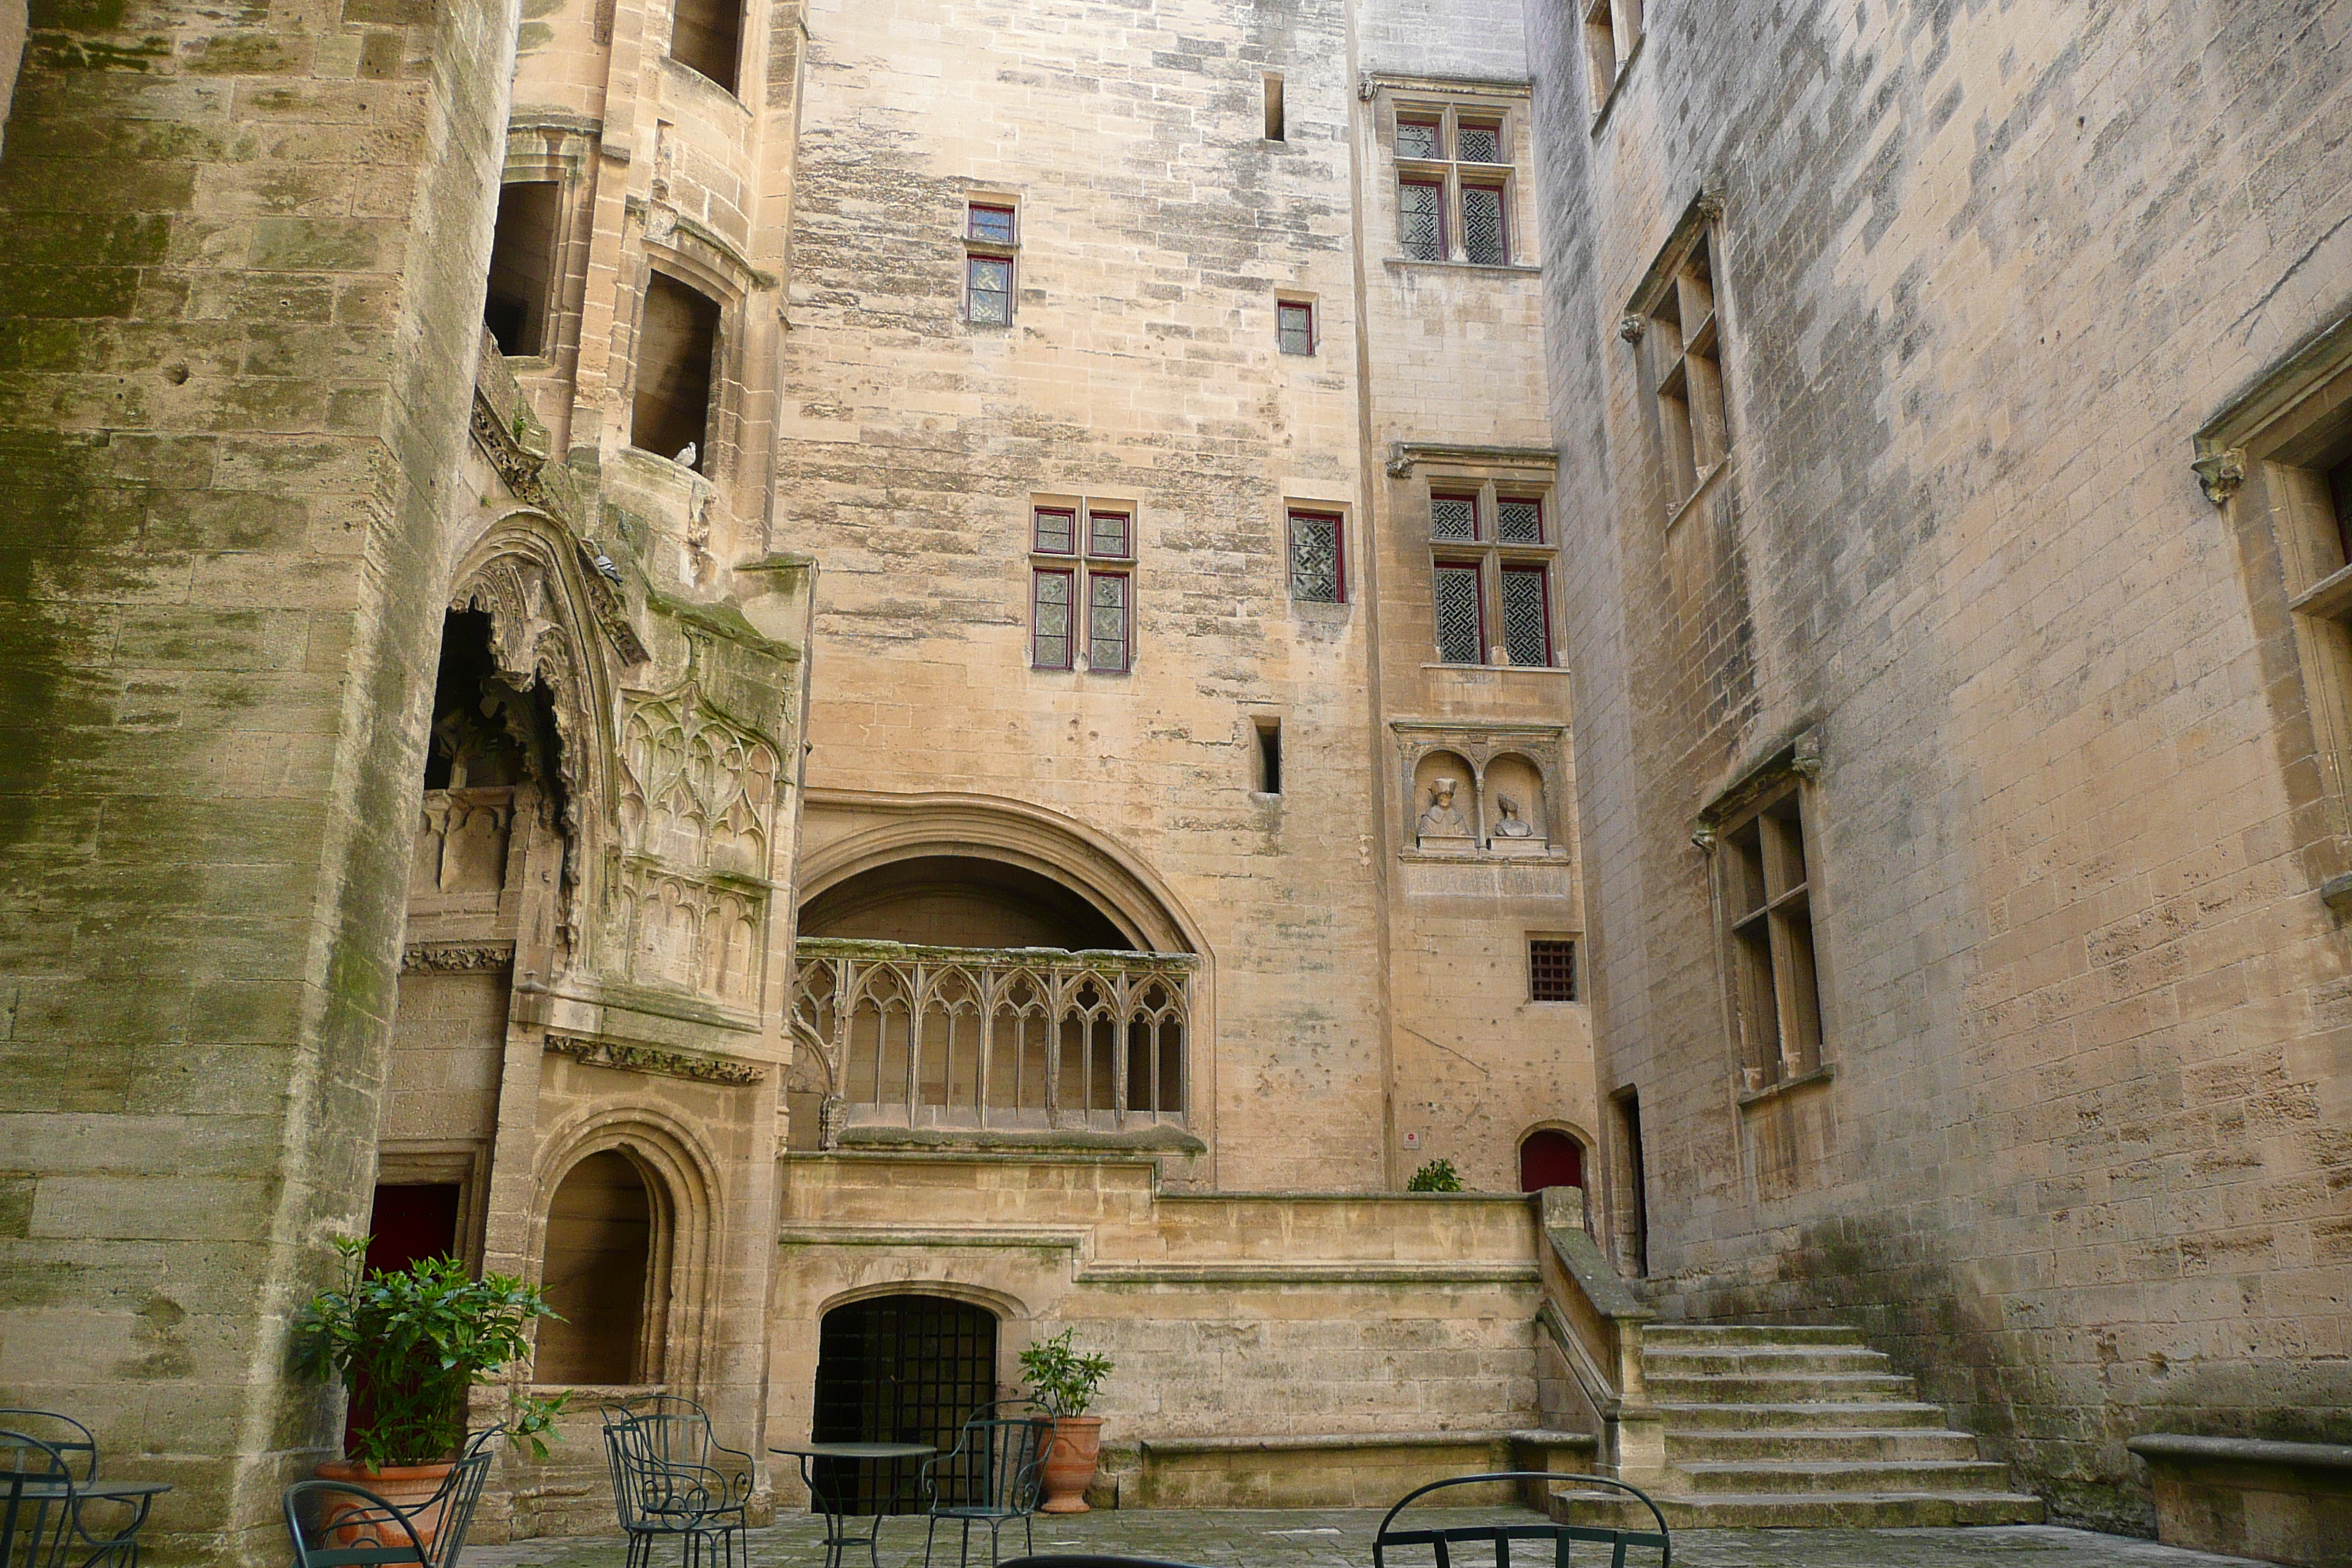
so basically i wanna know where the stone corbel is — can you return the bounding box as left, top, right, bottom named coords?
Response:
left=2192, top=445, right=2245, bottom=505
left=1790, top=725, right=1825, bottom=780
left=1618, top=315, right=1646, bottom=342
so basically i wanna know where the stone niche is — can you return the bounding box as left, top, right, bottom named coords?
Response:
left=1393, top=722, right=1569, bottom=861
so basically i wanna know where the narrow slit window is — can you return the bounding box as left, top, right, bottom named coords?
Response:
left=1434, top=562, right=1484, bottom=664
left=631, top=271, right=721, bottom=467
left=1583, top=0, right=1620, bottom=105
left=1278, top=299, right=1315, bottom=356
left=1033, top=507, right=1076, bottom=555
left=1501, top=564, right=1552, bottom=667
left=1254, top=717, right=1282, bottom=796
left=1400, top=178, right=1446, bottom=261
left=1087, top=573, right=1131, bottom=673
left=670, top=0, right=742, bottom=94
left=1032, top=569, right=1074, bottom=670
left=484, top=180, right=561, bottom=358
left=1288, top=510, right=1344, bottom=603
left=1264, top=75, right=1286, bottom=141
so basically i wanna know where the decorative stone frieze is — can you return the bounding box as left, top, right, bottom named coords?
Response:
left=543, top=1031, right=769, bottom=1085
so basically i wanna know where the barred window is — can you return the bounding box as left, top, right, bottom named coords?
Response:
left=1497, top=496, right=1544, bottom=543
left=1289, top=510, right=1344, bottom=603
left=1435, top=563, right=1484, bottom=664
left=1032, top=569, right=1073, bottom=670
left=1431, top=493, right=1480, bottom=541
left=1501, top=564, right=1551, bottom=667
left=1529, top=938, right=1578, bottom=1003
left=1401, top=180, right=1445, bottom=261
left=1278, top=299, right=1315, bottom=356
left=1088, top=573, right=1130, bottom=673
left=1462, top=184, right=1507, bottom=265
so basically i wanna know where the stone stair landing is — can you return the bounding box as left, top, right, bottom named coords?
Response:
left=1556, top=1323, right=2046, bottom=1530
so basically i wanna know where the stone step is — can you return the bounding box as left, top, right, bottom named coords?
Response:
left=1641, top=1323, right=1866, bottom=1347
left=1674, top=1459, right=2016, bottom=1495
left=1642, top=1371, right=1917, bottom=1403
left=1666, top=1426, right=1983, bottom=1463
left=1650, top=1400, right=1951, bottom=1431
left=1553, top=1488, right=2047, bottom=1530
left=1643, top=1346, right=1891, bottom=1375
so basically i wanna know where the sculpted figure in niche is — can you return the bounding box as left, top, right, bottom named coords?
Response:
left=1492, top=794, right=1537, bottom=839
left=1419, top=777, right=1471, bottom=839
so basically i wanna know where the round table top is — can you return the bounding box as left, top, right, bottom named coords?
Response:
left=769, top=1441, right=936, bottom=1460
left=2, top=1479, right=172, bottom=1499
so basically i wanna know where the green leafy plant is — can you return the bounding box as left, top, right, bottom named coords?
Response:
left=293, top=1236, right=568, bottom=1470
left=1017, top=1327, right=1115, bottom=1417
left=1407, top=1158, right=1464, bottom=1192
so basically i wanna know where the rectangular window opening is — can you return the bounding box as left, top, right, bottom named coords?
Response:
left=1400, top=178, right=1446, bottom=261
left=1457, top=119, right=1504, bottom=165
left=1031, top=568, right=1074, bottom=670
left=630, top=271, right=721, bottom=468
left=1087, top=573, right=1131, bottom=674
left=1433, top=561, right=1484, bottom=663
left=1396, top=115, right=1442, bottom=161
left=1278, top=299, right=1315, bottom=356
left=1718, top=788, right=1825, bottom=1088
left=1496, top=496, right=1544, bottom=543
left=1264, top=74, right=1286, bottom=141
left=670, top=0, right=742, bottom=94
left=484, top=180, right=561, bottom=358
left=1088, top=510, right=1133, bottom=560
left=1501, top=564, right=1552, bottom=667
left=1288, top=510, right=1344, bottom=603
left=1612, top=1088, right=1648, bottom=1277
left=1033, top=506, right=1076, bottom=555
left=1254, top=717, right=1282, bottom=796
left=1431, top=492, right=1480, bottom=541
left=1529, top=938, right=1577, bottom=1002
left=968, top=203, right=1017, bottom=244
left=967, top=254, right=1013, bottom=325
left=1583, top=0, right=1618, bottom=102
left=1462, top=183, right=1507, bottom=265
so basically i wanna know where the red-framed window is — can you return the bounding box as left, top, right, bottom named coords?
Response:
left=1461, top=181, right=1507, bottom=265
left=1278, top=300, right=1315, bottom=355
left=968, top=254, right=1012, bottom=324
left=1396, top=115, right=1443, bottom=160
left=1400, top=178, right=1446, bottom=261
left=1431, top=491, right=1480, bottom=541
left=1288, top=510, right=1345, bottom=603
left=1032, top=568, right=1074, bottom=669
left=1501, top=562, right=1552, bottom=668
left=1085, top=571, right=1131, bottom=673
left=1033, top=506, right=1077, bottom=555
left=1496, top=495, right=1544, bottom=543
left=1433, top=560, right=1484, bottom=664
left=1088, top=509, right=1133, bottom=560
left=968, top=204, right=1017, bottom=244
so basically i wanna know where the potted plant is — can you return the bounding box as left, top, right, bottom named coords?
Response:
left=293, top=1237, right=565, bottom=1544
left=1018, top=1327, right=1115, bottom=1514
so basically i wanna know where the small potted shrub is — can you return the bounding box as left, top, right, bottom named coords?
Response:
left=293, top=1237, right=565, bottom=1544
left=1407, top=1158, right=1464, bottom=1192
left=1018, top=1327, right=1115, bottom=1514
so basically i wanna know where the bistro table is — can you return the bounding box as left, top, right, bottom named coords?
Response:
left=769, top=1441, right=936, bottom=1568
left=0, top=1474, right=172, bottom=1568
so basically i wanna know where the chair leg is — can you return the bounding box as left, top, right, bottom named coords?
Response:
left=924, top=1513, right=939, bottom=1568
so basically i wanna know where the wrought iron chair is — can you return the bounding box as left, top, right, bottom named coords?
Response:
left=0, top=1414, right=98, bottom=1484
left=602, top=1398, right=753, bottom=1568
left=918, top=1406, right=1049, bottom=1568
left=1, top=1429, right=156, bottom=1568
left=282, top=1427, right=502, bottom=1568
left=1373, top=1472, right=1670, bottom=1568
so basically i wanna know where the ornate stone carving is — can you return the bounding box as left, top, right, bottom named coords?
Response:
left=1391, top=722, right=1569, bottom=860
left=2193, top=446, right=2245, bottom=504
left=544, top=1033, right=769, bottom=1085
left=1618, top=314, right=1646, bottom=342
left=1492, top=794, right=1537, bottom=838
left=402, top=941, right=517, bottom=973
left=468, top=385, right=563, bottom=519
left=1418, top=777, right=1471, bottom=839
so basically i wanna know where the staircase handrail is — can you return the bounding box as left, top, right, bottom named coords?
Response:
left=1532, top=1188, right=1665, bottom=1488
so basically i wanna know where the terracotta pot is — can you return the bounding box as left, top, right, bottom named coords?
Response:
left=1038, top=1416, right=1103, bottom=1515
left=316, top=1458, right=458, bottom=1550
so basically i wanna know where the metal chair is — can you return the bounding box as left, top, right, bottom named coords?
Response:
left=2, top=1430, right=154, bottom=1568
left=602, top=1400, right=752, bottom=1568
left=1373, top=1471, right=1670, bottom=1568
left=919, top=1409, right=1049, bottom=1568
left=0, top=1414, right=97, bottom=1484
left=282, top=1428, right=501, bottom=1568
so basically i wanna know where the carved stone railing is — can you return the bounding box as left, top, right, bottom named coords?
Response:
left=793, top=938, right=1195, bottom=1136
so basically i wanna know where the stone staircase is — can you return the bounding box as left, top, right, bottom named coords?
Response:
left=1556, top=1323, right=2046, bottom=1529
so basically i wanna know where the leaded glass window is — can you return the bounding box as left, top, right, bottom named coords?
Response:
left=1397, top=117, right=1441, bottom=159
left=968, top=204, right=1017, bottom=244
left=968, top=255, right=1011, bottom=324
left=1497, top=497, right=1543, bottom=543
left=1431, top=493, right=1479, bottom=540
left=1463, top=184, right=1507, bottom=265
left=1088, top=510, right=1131, bottom=559
left=1033, top=507, right=1075, bottom=554
left=1456, top=122, right=1503, bottom=164
left=1088, top=573, right=1129, bottom=673
left=1278, top=300, right=1314, bottom=356
left=1435, top=563, right=1483, bottom=664
left=1289, top=511, right=1343, bottom=603
left=1502, top=564, right=1550, bottom=667
left=1401, top=180, right=1444, bottom=261
left=1032, top=570, right=1072, bottom=669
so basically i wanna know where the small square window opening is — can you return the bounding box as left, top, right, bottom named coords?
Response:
left=1033, top=507, right=1076, bottom=555
left=1088, top=510, right=1133, bottom=560
left=1456, top=121, right=1503, bottom=165
left=968, top=205, right=1017, bottom=244
left=1497, top=497, right=1544, bottom=543
left=1289, top=510, right=1345, bottom=603
left=1397, top=116, right=1442, bottom=160
left=1431, top=493, right=1480, bottom=541
left=1278, top=300, right=1315, bottom=356
left=1530, top=938, right=1578, bottom=1003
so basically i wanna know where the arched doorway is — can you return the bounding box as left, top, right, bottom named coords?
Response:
left=537, top=1150, right=660, bottom=1384
left=812, top=1294, right=999, bottom=1513
left=1518, top=1128, right=1586, bottom=1194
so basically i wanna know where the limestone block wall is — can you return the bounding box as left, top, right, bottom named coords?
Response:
left=0, top=0, right=518, bottom=1556
left=1529, top=0, right=2352, bottom=1531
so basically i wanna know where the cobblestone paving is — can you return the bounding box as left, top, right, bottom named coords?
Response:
left=464, top=1507, right=2269, bottom=1568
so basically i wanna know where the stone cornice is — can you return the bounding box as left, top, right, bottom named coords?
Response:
left=403, top=941, right=516, bottom=973
left=544, top=1033, right=769, bottom=1085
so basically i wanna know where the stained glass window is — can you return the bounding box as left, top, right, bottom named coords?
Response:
left=967, top=204, right=1016, bottom=244
left=1463, top=184, right=1506, bottom=265
left=1032, top=570, right=1071, bottom=669
left=968, top=255, right=1011, bottom=324
left=1087, top=573, right=1129, bottom=673
left=1497, top=497, right=1543, bottom=543
left=1435, top=563, right=1483, bottom=664
left=1502, top=564, right=1550, bottom=667
left=1088, top=510, right=1131, bottom=559
left=1033, top=508, right=1075, bottom=555
left=1289, top=511, right=1343, bottom=603
left=1278, top=300, right=1314, bottom=356
left=1431, top=494, right=1479, bottom=540
left=1401, top=180, right=1444, bottom=260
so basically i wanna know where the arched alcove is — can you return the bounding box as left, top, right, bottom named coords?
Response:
left=799, top=855, right=1131, bottom=951
left=536, top=1150, right=663, bottom=1384
left=1411, top=749, right=1479, bottom=848
left=1518, top=1127, right=1586, bottom=1194
left=1483, top=753, right=1547, bottom=848
left=812, top=1293, right=1000, bottom=1513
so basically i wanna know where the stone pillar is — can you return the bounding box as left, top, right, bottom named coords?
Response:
left=0, top=0, right=515, bottom=1558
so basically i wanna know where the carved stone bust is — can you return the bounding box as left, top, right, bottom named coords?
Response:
left=1492, top=794, right=1536, bottom=838
left=1419, top=777, right=1471, bottom=840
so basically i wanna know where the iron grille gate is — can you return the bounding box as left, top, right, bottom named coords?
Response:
left=813, top=1294, right=999, bottom=1514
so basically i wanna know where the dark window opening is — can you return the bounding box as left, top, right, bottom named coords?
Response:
left=484, top=180, right=560, bottom=358
left=1518, top=1128, right=1585, bottom=1194
left=813, top=1295, right=998, bottom=1514
left=349, top=1185, right=463, bottom=1455
left=423, top=610, right=566, bottom=818
left=535, top=1150, right=656, bottom=1385
left=1612, top=1089, right=1648, bottom=1277
left=2330, top=455, right=2352, bottom=568
left=1529, top=937, right=1577, bottom=1001
left=1501, top=563, right=1552, bottom=666
left=670, top=0, right=742, bottom=93
left=1254, top=717, right=1282, bottom=796
left=631, top=272, right=720, bottom=468
left=1264, top=74, right=1286, bottom=141
left=1434, top=561, right=1484, bottom=663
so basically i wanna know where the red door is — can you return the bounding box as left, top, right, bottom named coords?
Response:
left=344, top=1184, right=463, bottom=1457
left=1518, top=1130, right=1585, bottom=1193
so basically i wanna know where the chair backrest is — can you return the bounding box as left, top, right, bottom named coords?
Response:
left=418, top=1427, right=502, bottom=1568
left=0, top=1414, right=97, bottom=1484
left=1, top=1431, right=75, bottom=1568
left=600, top=1411, right=656, bottom=1531
left=611, top=1395, right=716, bottom=1474
left=1372, top=1471, right=1670, bottom=1568
left=283, top=1480, right=430, bottom=1568
left=927, top=1417, right=1048, bottom=1515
